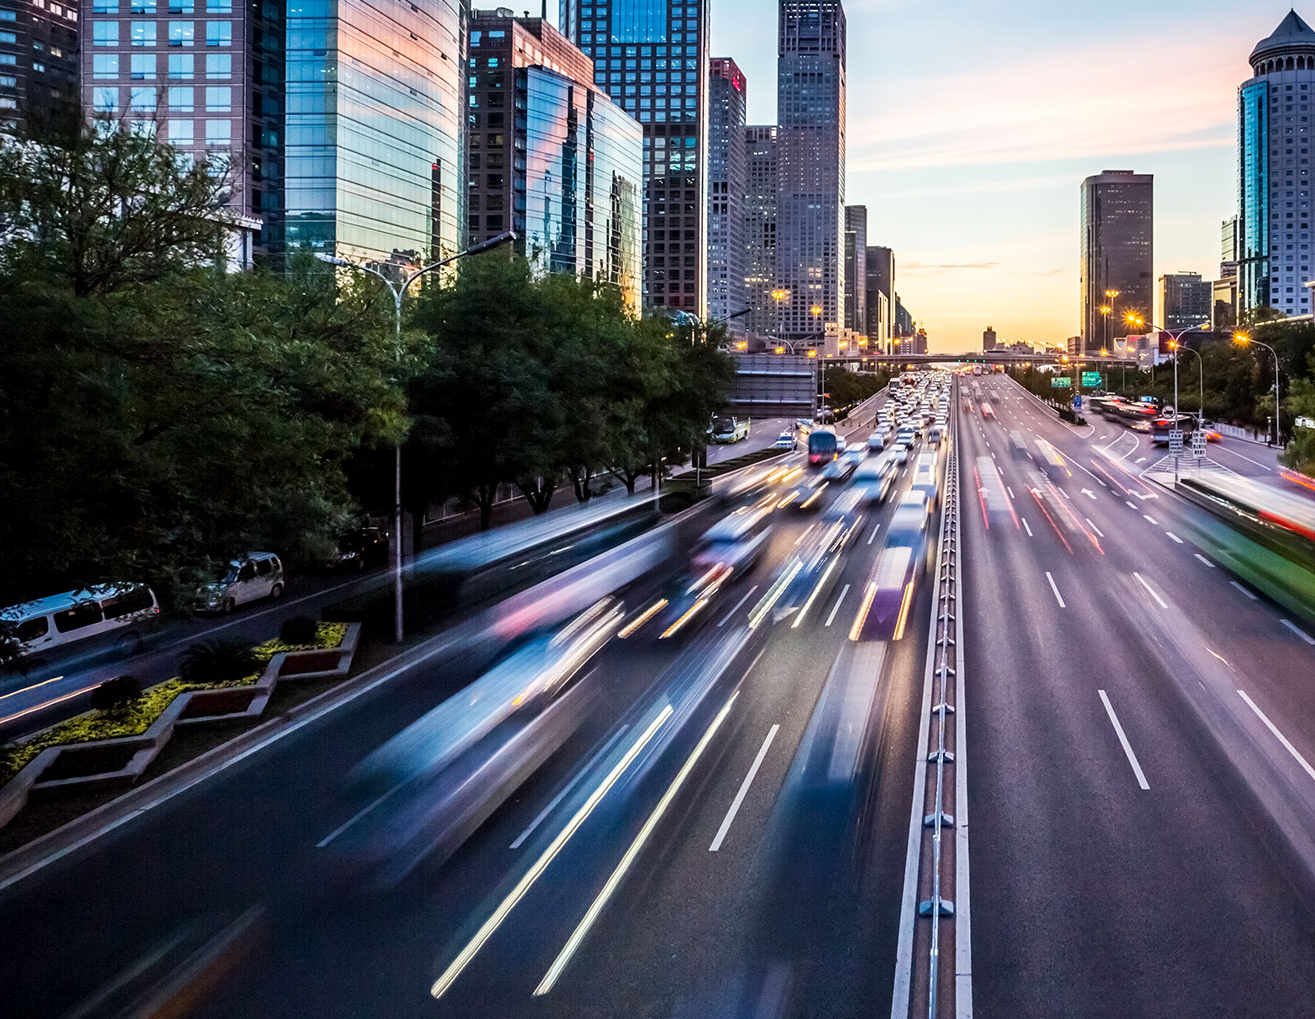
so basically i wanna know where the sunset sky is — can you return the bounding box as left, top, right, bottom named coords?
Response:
left=705, top=0, right=1285, bottom=351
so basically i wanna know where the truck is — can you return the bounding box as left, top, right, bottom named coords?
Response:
left=709, top=415, right=751, bottom=443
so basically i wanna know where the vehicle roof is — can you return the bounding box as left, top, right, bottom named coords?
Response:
left=701, top=504, right=773, bottom=541
left=1, top=582, right=152, bottom=621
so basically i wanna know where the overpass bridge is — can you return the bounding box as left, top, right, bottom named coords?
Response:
left=817, top=350, right=1138, bottom=368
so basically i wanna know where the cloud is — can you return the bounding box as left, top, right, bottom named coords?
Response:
left=902, top=261, right=1001, bottom=273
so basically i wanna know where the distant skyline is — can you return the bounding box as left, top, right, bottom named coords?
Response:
left=690, top=0, right=1282, bottom=351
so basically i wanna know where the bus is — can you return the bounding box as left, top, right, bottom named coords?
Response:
left=808, top=428, right=839, bottom=467
left=709, top=415, right=750, bottom=443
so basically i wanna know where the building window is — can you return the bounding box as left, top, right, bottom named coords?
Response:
left=169, top=53, right=193, bottom=78
left=130, top=0, right=156, bottom=11
left=131, top=54, right=156, bottom=78
left=169, top=21, right=194, bottom=46
left=168, top=84, right=193, bottom=110
left=93, top=54, right=119, bottom=78
left=169, top=0, right=195, bottom=10
left=92, top=86, right=118, bottom=113
left=93, top=21, right=119, bottom=45
left=205, top=53, right=230, bottom=78
left=206, top=0, right=231, bottom=9
left=205, top=118, right=230, bottom=146
left=131, top=21, right=157, bottom=46
left=205, top=85, right=230, bottom=110
left=92, top=0, right=118, bottom=11
left=129, top=85, right=157, bottom=111
left=205, top=21, right=231, bottom=46
left=169, top=118, right=193, bottom=143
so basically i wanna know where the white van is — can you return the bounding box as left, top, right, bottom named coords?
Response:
left=195, top=552, right=285, bottom=613
left=2, top=583, right=161, bottom=664
left=692, top=506, right=773, bottom=575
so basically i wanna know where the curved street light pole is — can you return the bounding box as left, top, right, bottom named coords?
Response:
left=1126, top=315, right=1208, bottom=485
left=316, top=230, right=517, bottom=643
left=1232, top=332, right=1281, bottom=448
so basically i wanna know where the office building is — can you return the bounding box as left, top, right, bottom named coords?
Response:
left=561, top=0, right=709, bottom=314
left=1220, top=214, right=1239, bottom=279
left=776, top=0, right=845, bottom=344
left=1158, top=272, right=1212, bottom=332
left=1238, top=11, right=1315, bottom=317
left=467, top=11, right=642, bottom=310
left=81, top=0, right=283, bottom=263
left=983, top=325, right=997, bottom=350
left=865, top=244, right=893, bottom=350
left=707, top=57, right=747, bottom=339
left=284, top=0, right=467, bottom=265
left=1213, top=277, right=1239, bottom=330
left=743, top=123, right=777, bottom=343
left=1, top=0, right=78, bottom=134
left=843, top=205, right=866, bottom=336
left=894, top=293, right=912, bottom=338
left=1079, top=169, right=1153, bottom=355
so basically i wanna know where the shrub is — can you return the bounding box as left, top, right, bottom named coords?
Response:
left=180, top=638, right=260, bottom=685
left=279, top=615, right=319, bottom=646
left=90, top=675, right=142, bottom=712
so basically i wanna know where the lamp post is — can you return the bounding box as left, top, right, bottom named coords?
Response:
left=1126, top=314, right=1208, bottom=484
left=1103, top=289, right=1119, bottom=354
left=316, top=230, right=517, bottom=643
left=1232, top=331, right=1282, bottom=448
left=1170, top=342, right=1205, bottom=430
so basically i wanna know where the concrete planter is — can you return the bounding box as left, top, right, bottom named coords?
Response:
left=0, top=623, right=361, bottom=830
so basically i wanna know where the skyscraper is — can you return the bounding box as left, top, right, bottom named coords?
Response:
left=983, top=325, right=997, bottom=351
left=843, top=205, right=867, bottom=336
left=776, top=0, right=845, bottom=345
left=865, top=244, right=893, bottom=351
left=1079, top=169, right=1153, bottom=356
left=1158, top=272, right=1212, bottom=332
left=1, top=0, right=78, bottom=135
left=466, top=10, right=642, bottom=311
left=561, top=0, right=709, bottom=314
left=284, top=0, right=467, bottom=265
left=1238, top=11, right=1315, bottom=318
left=743, top=124, right=778, bottom=344
left=707, top=57, right=747, bottom=340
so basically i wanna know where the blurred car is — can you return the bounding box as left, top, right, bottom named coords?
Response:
left=893, top=440, right=912, bottom=465
left=867, top=432, right=886, bottom=452
left=773, top=431, right=797, bottom=450
left=323, top=527, right=389, bottom=571
left=195, top=553, right=284, bottom=613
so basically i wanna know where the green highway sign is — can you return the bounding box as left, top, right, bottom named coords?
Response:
left=1051, top=377, right=1072, bottom=388
left=1081, top=371, right=1102, bottom=387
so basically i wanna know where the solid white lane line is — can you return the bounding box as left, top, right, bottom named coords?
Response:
left=709, top=723, right=780, bottom=852
left=1059, top=489, right=1071, bottom=500
left=824, top=584, right=851, bottom=627
left=535, top=691, right=739, bottom=995
left=1098, top=690, right=1150, bottom=790
left=509, top=724, right=631, bottom=849
left=1007, top=486, right=1015, bottom=498
left=1143, top=514, right=1158, bottom=525
left=1020, top=517, right=1033, bottom=537
left=868, top=522, right=882, bottom=545
left=1194, top=553, right=1215, bottom=569
left=1231, top=580, right=1259, bottom=601
left=1238, top=690, right=1315, bottom=783
left=1125, top=500, right=1137, bottom=510
left=1045, top=572, right=1065, bottom=608
left=1085, top=518, right=1104, bottom=538
left=431, top=706, right=673, bottom=999
left=1280, top=619, right=1315, bottom=646
left=1165, top=531, right=1183, bottom=543
left=1213, top=445, right=1274, bottom=471
left=717, top=585, right=758, bottom=627
left=1133, top=572, right=1168, bottom=609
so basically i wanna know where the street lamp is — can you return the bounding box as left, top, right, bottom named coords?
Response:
left=1168, top=341, right=1205, bottom=431
left=315, top=230, right=517, bottom=643
left=1104, top=289, right=1119, bottom=354
left=1232, top=331, right=1282, bottom=448
left=1127, top=314, right=1208, bottom=483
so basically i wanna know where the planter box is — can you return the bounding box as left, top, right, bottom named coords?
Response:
left=0, top=623, right=362, bottom=829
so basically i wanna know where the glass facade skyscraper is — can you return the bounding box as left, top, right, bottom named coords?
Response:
left=467, top=12, right=641, bottom=311
left=776, top=0, right=846, bottom=345
left=707, top=57, right=747, bottom=341
left=743, top=124, right=777, bottom=342
left=843, top=204, right=866, bottom=336
left=284, top=0, right=466, bottom=265
left=560, top=0, right=709, bottom=314
left=1237, top=11, right=1315, bottom=318
left=1078, top=170, right=1153, bottom=356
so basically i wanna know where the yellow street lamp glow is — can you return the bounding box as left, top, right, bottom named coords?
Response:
left=1232, top=332, right=1251, bottom=344
left=1105, top=289, right=1120, bottom=299
left=771, top=289, right=788, bottom=300
left=775, top=346, right=785, bottom=353
left=838, top=340, right=848, bottom=348
left=1100, top=348, right=1109, bottom=356
left=1125, top=313, right=1144, bottom=327
left=806, top=349, right=818, bottom=358
left=1099, top=305, right=1111, bottom=315
left=809, top=305, right=823, bottom=316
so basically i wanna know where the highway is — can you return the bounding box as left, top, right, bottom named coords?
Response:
left=6, top=373, right=1315, bottom=1018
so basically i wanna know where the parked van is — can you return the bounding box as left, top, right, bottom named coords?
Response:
left=2, top=583, right=161, bottom=665
left=928, top=424, right=943, bottom=446
left=195, top=552, right=285, bottom=613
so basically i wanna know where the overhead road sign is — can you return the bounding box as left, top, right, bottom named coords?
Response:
left=1081, top=371, right=1102, bottom=388
left=1051, top=377, right=1072, bottom=388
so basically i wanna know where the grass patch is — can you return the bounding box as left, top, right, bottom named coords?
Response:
left=0, top=623, right=347, bottom=785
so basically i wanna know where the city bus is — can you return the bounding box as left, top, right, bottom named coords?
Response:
left=807, top=428, right=839, bottom=467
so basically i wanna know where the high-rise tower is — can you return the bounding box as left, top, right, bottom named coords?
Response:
left=743, top=124, right=778, bottom=343
left=561, top=0, right=709, bottom=314
left=707, top=57, right=748, bottom=340
left=843, top=205, right=867, bottom=336
left=1239, top=11, right=1315, bottom=317
left=1079, top=169, right=1153, bottom=355
left=776, top=0, right=845, bottom=346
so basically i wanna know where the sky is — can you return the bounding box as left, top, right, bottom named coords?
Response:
left=696, top=0, right=1285, bottom=351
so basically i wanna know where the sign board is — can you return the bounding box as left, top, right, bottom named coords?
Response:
left=1191, top=430, right=1207, bottom=458
left=1072, top=394, right=1083, bottom=412
left=1081, top=371, right=1102, bottom=388
left=1168, top=429, right=1184, bottom=454
left=1051, top=377, right=1072, bottom=388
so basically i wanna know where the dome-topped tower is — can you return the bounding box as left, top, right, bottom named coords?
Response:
left=1251, top=10, right=1315, bottom=74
